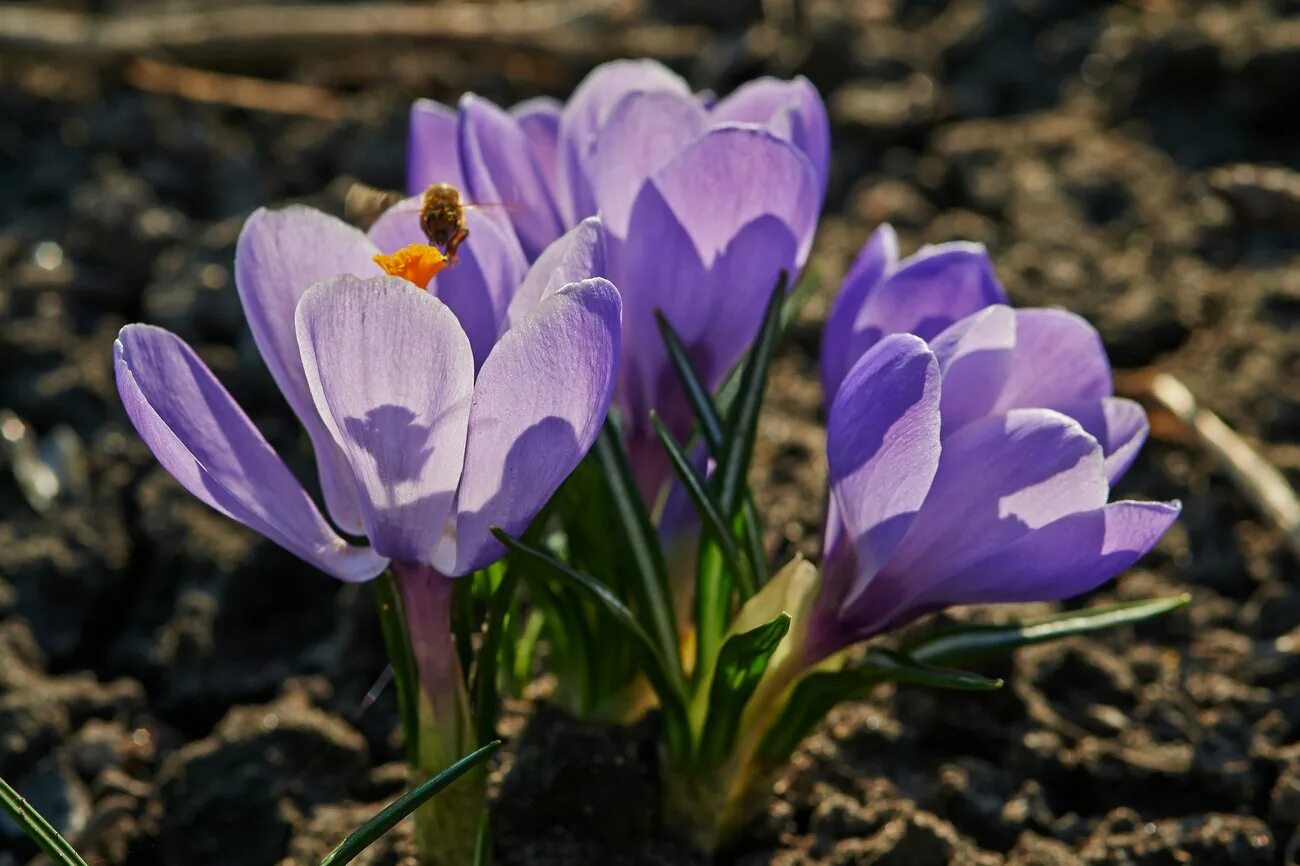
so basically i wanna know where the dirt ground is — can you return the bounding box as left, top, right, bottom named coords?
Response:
left=2, top=0, right=1299, bottom=863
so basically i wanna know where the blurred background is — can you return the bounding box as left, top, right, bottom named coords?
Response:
left=2, top=1, right=1299, bottom=864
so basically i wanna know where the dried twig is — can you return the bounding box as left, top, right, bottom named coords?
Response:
left=1121, top=370, right=1300, bottom=560
left=0, top=1, right=706, bottom=62
left=124, top=58, right=345, bottom=120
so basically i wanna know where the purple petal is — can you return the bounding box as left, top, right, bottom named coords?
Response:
left=459, top=94, right=566, bottom=260
left=994, top=308, right=1113, bottom=411
left=1057, top=397, right=1150, bottom=485
left=828, top=243, right=1007, bottom=400
left=928, top=305, right=1017, bottom=435
left=558, top=59, right=692, bottom=223
left=447, top=278, right=621, bottom=574
left=919, top=500, right=1181, bottom=609
left=408, top=99, right=465, bottom=193
left=710, top=76, right=830, bottom=192
left=821, top=225, right=899, bottom=397
left=114, top=325, right=386, bottom=582
left=587, top=90, right=707, bottom=236
left=851, top=409, right=1109, bottom=628
left=824, top=334, right=942, bottom=610
left=512, top=97, right=563, bottom=206
left=369, top=203, right=528, bottom=370
left=235, top=205, right=381, bottom=534
left=296, top=276, right=475, bottom=564
left=507, top=216, right=606, bottom=327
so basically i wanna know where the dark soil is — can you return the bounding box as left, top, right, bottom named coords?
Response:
left=3, top=0, right=1300, bottom=864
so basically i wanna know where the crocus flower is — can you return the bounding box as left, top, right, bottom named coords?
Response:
left=408, top=58, right=826, bottom=499
left=805, top=316, right=1179, bottom=663
left=114, top=205, right=620, bottom=583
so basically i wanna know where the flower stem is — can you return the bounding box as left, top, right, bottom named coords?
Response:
left=388, top=562, right=487, bottom=866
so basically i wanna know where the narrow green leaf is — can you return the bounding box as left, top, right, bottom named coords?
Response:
left=473, top=812, right=492, bottom=866
left=491, top=528, right=692, bottom=756
left=0, top=775, right=88, bottom=866
left=320, top=741, right=501, bottom=866
left=472, top=571, right=520, bottom=744
left=374, top=572, right=421, bottom=766
left=758, top=649, right=1001, bottom=760
left=907, top=595, right=1190, bottom=667
left=695, top=614, right=790, bottom=767
left=778, top=269, right=819, bottom=335
left=591, top=423, right=681, bottom=677
left=718, top=271, right=787, bottom=516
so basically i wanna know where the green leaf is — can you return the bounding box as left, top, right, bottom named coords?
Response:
left=472, top=570, right=520, bottom=744
left=374, top=572, right=421, bottom=767
left=695, top=614, right=791, bottom=767
left=778, top=269, right=819, bottom=335
left=907, top=595, right=1190, bottom=667
left=590, top=423, right=681, bottom=677
left=320, top=741, right=501, bottom=866
left=491, top=528, right=692, bottom=756
left=0, top=775, right=89, bottom=866
left=758, top=649, right=1001, bottom=760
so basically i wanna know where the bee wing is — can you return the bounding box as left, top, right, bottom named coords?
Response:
left=344, top=184, right=413, bottom=230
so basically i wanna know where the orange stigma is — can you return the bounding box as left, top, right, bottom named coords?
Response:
left=372, top=244, right=448, bottom=289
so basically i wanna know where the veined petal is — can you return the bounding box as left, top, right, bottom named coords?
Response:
left=994, top=308, right=1113, bottom=411
left=588, top=89, right=707, bottom=237
left=834, top=243, right=1006, bottom=394
left=558, top=58, right=692, bottom=223
left=447, top=278, right=622, bottom=574
left=852, top=408, right=1109, bottom=629
left=369, top=202, right=528, bottom=370
left=918, top=500, right=1181, bottom=610
left=459, top=94, right=566, bottom=260
left=512, top=96, right=563, bottom=205
left=235, top=205, right=381, bottom=534
left=296, top=276, right=475, bottom=564
left=1056, top=396, right=1150, bottom=485
left=507, top=216, right=606, bottom=327
left=928, top=305, right=1017, bottom=436
left=826, top=334, right=942, bottom=610
left=710, top=76, right=830, bottom=193
left=114, top=325, right=386, bottom=582
left=408, top=99, right=465, bottom=193
left=821, top=224, right=899, bottom=398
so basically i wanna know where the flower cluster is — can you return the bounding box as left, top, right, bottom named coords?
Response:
left=115, top=59, right=1181, bottom=866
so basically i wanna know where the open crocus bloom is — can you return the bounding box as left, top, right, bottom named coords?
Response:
left=409, top=58, right=826, bottom=499
left=115, top=205, right=620, bottom=582
left=820, top=224, right=1008, bottom=399
left=807, top=317, right=1179, bottom=662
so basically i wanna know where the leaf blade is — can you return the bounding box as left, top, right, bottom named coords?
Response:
left=0, top=775, right=89, bottom=866
left=695, top=614, right=791, bottom=767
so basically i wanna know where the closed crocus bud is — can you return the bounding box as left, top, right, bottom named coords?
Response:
left=806, top=325, right=1179, bottom=664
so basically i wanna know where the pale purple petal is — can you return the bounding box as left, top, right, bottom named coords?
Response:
left=459, top=94, right=566, bottom=259
left=408, top=99, right=465, bottom=193
left=235, top=205, right=381, bottom=534
left=994, top=308, right=1113, bottom=411
left=824, top=335, right=941, bottom=610
left=928, top=305, right=1016, bottom=436
left=296, top=276, right=475, bottom=564
left=821, top=225, right=899, bottom=397
left=851, top=409, right=1108, bottom=628
left=114, top=325, right=386, bottom=582
left=587, top=90, right=707, bottom=236
left=369, top=203, right=528, bottom=370
left=918, top=500, right=1181, bottom=610
left=1056, top=397, right=1150, bottom=485
left=830, top=243, right=1007, bottom=399
left=446, top=278, right=621, bottom=574
left=558, top=58, right=692, bottom=223
left=710, top=76, right=830, bottom=192
left=507, top=216, right=606, bottom=327
left=512, top=97, right=563, bottom=206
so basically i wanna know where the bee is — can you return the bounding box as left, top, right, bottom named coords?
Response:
left=345, top=181, right=481, bottom=266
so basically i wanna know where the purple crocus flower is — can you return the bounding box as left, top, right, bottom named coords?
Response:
left=114, top=205, right=620, bottom=585
left=805, top=310, right=1179, bottom=663
left=408, top=59, right=826, bottom=498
